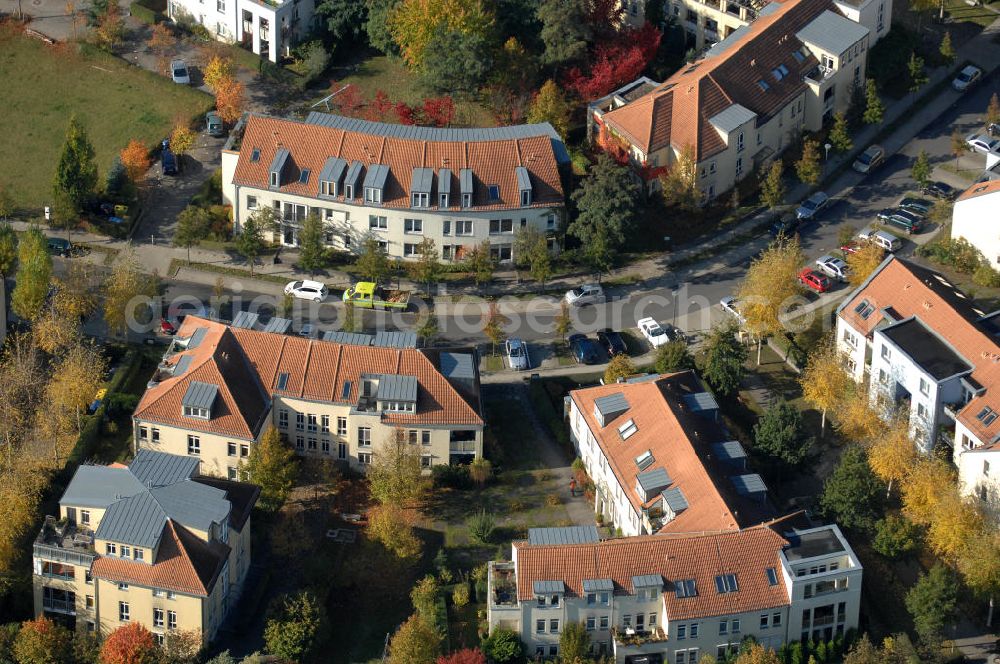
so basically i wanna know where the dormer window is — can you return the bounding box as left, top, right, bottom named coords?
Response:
left=181, top=381, right=217, bottom=420
left=515, top=167, right=532, bottom=207
left=319, top=156, right=347, bottom=198
left=270, top=172, right=279, bottom=187
left=412, top=192, right=429, bottom=208
left=363, top=164, right=389, bottom=206
left=521, top=190, right=531, bottom=206
left=462, top=193, right=472, bottom=208
left=183, top=405, right=210, bottom=419
left=440, top=193, right=449, bottom=208
left=269, top=147, right=290, bottom=189
left=345, top=184, right=354, bottom=199
left=757, top=79, right=770, bottom=91
left=365, top=187, right=382, bottom=204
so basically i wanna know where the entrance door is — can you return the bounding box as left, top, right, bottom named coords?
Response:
left=283, top=227, right=295, bottom=246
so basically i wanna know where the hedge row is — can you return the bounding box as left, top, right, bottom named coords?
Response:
left=528, top=380, right=570, bottom=450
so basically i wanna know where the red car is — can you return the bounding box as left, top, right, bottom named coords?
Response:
left=798, top=268, right=831, bottom=293
left=840, top=241, right=861, bottom=255
left=159, top=318, right=177, bottom=335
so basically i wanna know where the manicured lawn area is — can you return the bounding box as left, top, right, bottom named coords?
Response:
left=942, top=0, right=1000, bottom=28
left=328, top=55, right=496, bottom=127
left=0, top=30, right=213, bottom=210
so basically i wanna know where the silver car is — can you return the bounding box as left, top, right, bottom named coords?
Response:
left=564, top=283, right=605, bottom=306
left=796, top=191, right=829, bottom=220
left=505, top=338, right=530, bottom=371
left=170, top=59, right=191, bottom=85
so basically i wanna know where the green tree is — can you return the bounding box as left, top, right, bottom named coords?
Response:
left=482, top=628, right=523, bottom=663
left=468, top=509, right=496, bottom=543
left=53, top=114, right=98, bottom=212
left=416, top=312, right=439, bottom=346
left=829, top=112, right=852, bottom=152
left=297, top=212, right=327, bottom=276
left=368, top=504, right=422, bottom=559
left=11, top=228, right=53, bottom=322
left=939, top=31, right=955, bottom=65
left=482, top=300, right=507, bottom=356
left=537, top=0, right=589, bottom=66
left=604, top=354, right=637, bottom=384
left=368, top=427, right=424, bottom=506
left=389, top=0, right=495, bottom=71
left=795, top=139, right=822, bottom=186
left=387, top=614, right=441, bottom=664
left=559, top=622, right=591, bottom=661
left=513, top=226, right=552, bottom=284
left=236, top=208, right=273, bottom=278
left=555, top=300, right=571, bottom=342
left=421, top=26, right=492, bottom=94
left=819, top=446, right=885, bottom=533
left=174, top=205, right=212, bottom=264
left=356, top=237, right=392, bottom=284
left=408, top=238, right=442, bottom=294
left=410, top=575, right=440, bottom=623
left=0, top=223, right=17, bottom=278
left=654, top=340, right=695, bottom=373
left=753, top=399, right=813, bottom=467
left=12, top=617, right=72, bottom=664
left=701, top=323, right=747, bottom=397
left=907, top=53, right=928, bottom=99
left=527, top=79, right=571, bottom=140
left=659, top=144, right=701, bottom=211
left=873, top=514, right=921, bottom=559
left=910, top=150, right=932, bottom=189
left=862, top=79, right=885, bottom=125
left=317, top=0, right=368, bottom=42
left=367, top=0, right=402, bottom=54
left=242, top=428, right=298, bottom=511
left=569, top=153, right=639, bottom=277
left=263, top=591, right=327, bottom=664
left=465, top=241, right=495, bottom=289
left=905, top=564, right=957, bottom=645
left=759, top=160, right=786, bottom=209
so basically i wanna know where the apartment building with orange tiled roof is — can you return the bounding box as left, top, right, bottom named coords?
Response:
left=220, top=112, right=568, bottom=264
left=592, top=0, right=881, bottom=202
left=836, top=255, right=1000, bottom=508
left=487, top=520, right=862, bottom=662
left=133, top=316, right=484, bottom=479
left=32, top=450, right=258, bottom=645
left=568, top=371, right=776, bottom=537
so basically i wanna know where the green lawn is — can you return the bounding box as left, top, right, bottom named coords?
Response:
left=942, top=0, right=1000, bottom=28
left=327, top=56, right=496, bottom=127
left=0, top=32, right=213, bottom=210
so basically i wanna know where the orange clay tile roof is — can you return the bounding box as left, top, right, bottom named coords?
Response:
left=957, top=179, right=1000, bottom=203
left=231, top=115, right=564, bottom=212
left=570, top=373, right=768, bottom=533
left=513, top=524, right=791, bottom=619
left=135, top=317, right=484, bottom=435
left=601, top=0, right=831, bottom=160
left=91, top=520, right=229, bottom=597
left=839, top=256, right=1000, bottom=443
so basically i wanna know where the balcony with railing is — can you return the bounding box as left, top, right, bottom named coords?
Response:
left=488, top=562, right=518, bottom=610
left=612, top=626, right=669, bottom=658
left=34, top=516, right=95, bottom=569
left=42, top=588, right=77, bottom=615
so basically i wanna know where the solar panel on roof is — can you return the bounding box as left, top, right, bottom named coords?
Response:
left=528, top=525, right=600, bottom=545
left=231, top=310, right=260, bottom=329
left=262, top=317, right=292, bottom=334
left=187, top=327, right=207, bottom=349
left=173, top=355, right=192, bottom=377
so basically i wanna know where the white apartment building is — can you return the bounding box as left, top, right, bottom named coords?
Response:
left=567, top=372, right=775, bottom=537
left=221, top=112, right=568, bottom=263
left=952, top=180, right=1000, bottom=270
left=487, top=521, right=863, bottom=663
left=836, top=256, right=1000, bottom=508
left=167, top=0, right=316, bottom=62
left=593, top=0, right=878, bottom=201
left=133, top=316, right=484, bottom=479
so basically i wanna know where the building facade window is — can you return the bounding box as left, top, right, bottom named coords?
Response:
left=337, top=417, right=347, bottom=436
left=187, top=436, right=200, bottom=455
left=119, top=602, right=130, bottom=622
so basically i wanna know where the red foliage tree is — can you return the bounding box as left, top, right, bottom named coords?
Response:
left=366, top=89, right=394, bottom=122
left=422, top=96, right=455, bottom=127
left=395, top=102, right=417, bottom=125
left=437, top=648, right=487, bottom=664
left=565, top=22, right=662, bottom=100
left=99, top=623, right=159, bottom=664
left=329, top=81, right=365, bottom=118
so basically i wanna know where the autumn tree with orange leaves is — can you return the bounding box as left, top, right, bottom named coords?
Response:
left=215, top=77, right=245, bottom=125
left=119, top=140, right=150, bottom=183
left=99, top=623, right=158, bottom=664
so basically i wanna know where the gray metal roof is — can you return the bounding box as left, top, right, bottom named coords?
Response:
left=582, top=578, right=614, bottom=592
left=262, top=317, right=292, bottom=334
left=440, top=352, right=475, bottom=380
left=181, top=381, right=218, bottom=410
left=61, top=465, right=145, bottom=509
left=533, top=580, right=566, bottom=594
left=411, top=168, right=434, bottom=194
left=372, top=330, right=417, bottom=348
left=269, top=147, right=290, bottom=180
left=304, top=111, right=571, bottom=164
left=710, top=440, right=747, bottom=461
left=148, top=481, right=230, bottom=534
left=528, top=525, right=600, bottom=546
left=626, top=373, right=660, bottom=384
left=363, top=163, right=390, bottom=190
left=515, top=166, right=532, bottom=191
left=129, top=451, right=199, bottom=486
left=636, top=467, right=672, bottom=493
left=662, top=486, right=689, bottom=513
left=682, top=392, right=719, bottom=412
left=188, top=327, right=207, bottom=349
left=459, top=169, right=474, bottom=195
left=173, top=355, right=192, bottom=377
left=438, top=168, right=452, bottom=194
left=96, top=492, right=168, bottom=549
left=759, top=1, right=781, bottom=15
left=231, top=310, right=260, bottom=329
left=344, top=161, right=364, bottom=192
left=323, top=330, right=374, bottom=346
left=593, top=392, right=629, bottom=425
left=631, top=574, right=663, bottom=590
left=731, top=473, right=768, bottom=495
left=376, top=374, right=418, bottom=402
left=705, top=24, right=751, bottom=58
left=709, top=104, right=757, bottom=134
left=318, top=156, right=348, bottom=186
left=796, top=10, right=869, bottom=56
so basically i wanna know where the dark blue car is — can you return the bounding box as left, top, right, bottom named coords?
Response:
left=161, top=148, right=178, bottom=176
left=569, top=334, right=601, bottom=365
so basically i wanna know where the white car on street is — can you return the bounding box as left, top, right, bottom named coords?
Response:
left=815, top=255, right=850, bottom=282
left=284, top=279, right=329, bottom=302
left=637, top=317, right=669, bottom=348
left=966, top=133, right=1000, bottom=154
left=564, top=283, right=605, bottom=306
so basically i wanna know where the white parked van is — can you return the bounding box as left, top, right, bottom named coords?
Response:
left=858, top=228, right=902, bottom=253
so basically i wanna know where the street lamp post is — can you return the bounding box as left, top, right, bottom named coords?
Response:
left=824, top=143, right=833, bottom=161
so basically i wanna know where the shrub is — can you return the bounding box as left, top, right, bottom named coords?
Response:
left=467, top=510, right=495, bottom=544
left=545, top=493, right=561, bottom=507
left=452, top=582, right=470, bottom=607
left=482, top=628, right=523, bottom=663
left=508, top=499, right=525, bottom=512
left=973, top=263, right=1000, bottom=288
left=873, top=514, right=921, bottom=559
left=432, top=463, right=471, bottom=489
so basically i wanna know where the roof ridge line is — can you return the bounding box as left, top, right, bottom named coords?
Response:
left=300, top=339, right=313, bottom=398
